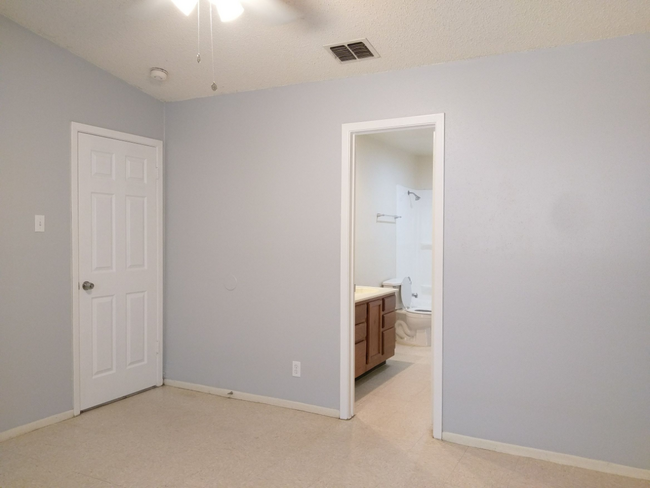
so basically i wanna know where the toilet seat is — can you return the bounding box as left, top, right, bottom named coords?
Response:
left=399, top=277, right=412, bottom=308
left=398, top=279, right=431, bottom=315
left=406, top=308, right=431, bottom=315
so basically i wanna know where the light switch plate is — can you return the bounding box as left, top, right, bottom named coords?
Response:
left=35, top=215, right=45, bottom=232
left=292, top=361, right=301, bottom=377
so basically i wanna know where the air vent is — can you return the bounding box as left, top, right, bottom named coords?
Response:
left=330, top=45, right=357, bottom=62
left=347, top=42, right=374, bottom=59
left=325, top=39, right=380, bottom=64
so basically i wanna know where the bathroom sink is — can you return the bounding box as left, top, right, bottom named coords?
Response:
left=354, top=286, right=396, bottom=303
left=355, top=286, right=380, bottom=294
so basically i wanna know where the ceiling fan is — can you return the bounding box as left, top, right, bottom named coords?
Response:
left=171, top=0, right=300, bottom=24
left=164, top=0, right=301, bottom=92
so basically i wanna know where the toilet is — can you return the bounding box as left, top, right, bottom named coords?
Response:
left=382, top=277, right=432, bottom=347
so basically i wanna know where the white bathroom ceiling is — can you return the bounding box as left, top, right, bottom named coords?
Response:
left=366, top=129, right=434, bottom=157
left=1, top=1, right=649, bottom=102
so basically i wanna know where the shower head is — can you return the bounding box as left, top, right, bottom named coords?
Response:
left=408, top=191, right=421, bottom=201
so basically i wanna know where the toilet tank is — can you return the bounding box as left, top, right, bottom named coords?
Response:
left=382, top=278, right=402, bottom=289
left=382, top=278, right=411, bottom=309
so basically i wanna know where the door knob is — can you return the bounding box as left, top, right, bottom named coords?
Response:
left=82, top=281, right=95, bottom=291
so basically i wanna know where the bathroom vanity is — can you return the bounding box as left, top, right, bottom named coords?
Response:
left=354, top=287, right=397, bottom=378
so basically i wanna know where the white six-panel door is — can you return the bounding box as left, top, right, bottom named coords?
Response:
left=78, top=132, right=160, bottom=410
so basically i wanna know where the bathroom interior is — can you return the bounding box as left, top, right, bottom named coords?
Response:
left=353, top=127, right=434, bottom=433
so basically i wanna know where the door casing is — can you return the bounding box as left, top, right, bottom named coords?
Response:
left=71, top=122, right=164, bottom=415
left=339, top=114, right=445, bottom=439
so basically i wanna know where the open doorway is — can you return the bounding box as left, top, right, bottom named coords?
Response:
left=353, top=128, right=434, bottom=433
left=339, top=114, right=444, bottom=439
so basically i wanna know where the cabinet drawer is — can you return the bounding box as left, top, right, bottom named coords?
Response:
left=382, top=327, right=396, bottom=358
left=355, top=340, right=367, bottom=378
left=355, top=303, right=367, bottom=324
left=383, top=294, right=396, bottom=313
left=355, top=323, right=366, bottom=344
left=382, top=310, right=396, bottom=330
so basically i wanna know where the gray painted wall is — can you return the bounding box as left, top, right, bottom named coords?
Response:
left=0, top=16, right=164, bottom=433
left=165, top=34, right=650, bottom=469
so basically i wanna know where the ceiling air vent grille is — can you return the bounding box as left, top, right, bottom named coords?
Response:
left=325, top=39, right=380, bottom=64
left=330, top=45, right=357, bottom=62
left=347, top=42, right=374, bottom=59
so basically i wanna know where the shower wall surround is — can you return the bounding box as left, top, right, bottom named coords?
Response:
left=396, top=186, right=433, bottom=300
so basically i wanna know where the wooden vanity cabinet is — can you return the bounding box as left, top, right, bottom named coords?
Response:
left=354, top=293, right=396, bottom=378
left=354, top=304, right=367, bottom=377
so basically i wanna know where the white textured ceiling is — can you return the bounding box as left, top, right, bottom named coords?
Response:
left=365, top=128, right=434, bottom=157
left=2, top=1, right=649, bottom=102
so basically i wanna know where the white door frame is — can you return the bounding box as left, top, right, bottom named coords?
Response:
left=339, top=113, right=445, bottom=438
left=71, top=122, right=164, bottom=416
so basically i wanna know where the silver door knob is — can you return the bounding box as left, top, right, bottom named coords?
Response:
left=82, top=281, right=95, bottom=291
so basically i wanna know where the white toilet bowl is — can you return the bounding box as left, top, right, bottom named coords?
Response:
left=382, top=278, right=432, bottom=347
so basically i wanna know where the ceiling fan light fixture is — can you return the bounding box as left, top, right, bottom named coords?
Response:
left=210, top=0, right=244, bottom=22
left=171, top=0, right=198, bottom=16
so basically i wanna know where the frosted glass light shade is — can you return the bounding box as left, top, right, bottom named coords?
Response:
left=171, top=0, right=198, bottom=15
left=210, top=0, right=244, bottom=22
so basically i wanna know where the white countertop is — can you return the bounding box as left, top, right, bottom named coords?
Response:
left=354, top=286, right=396, bottom=303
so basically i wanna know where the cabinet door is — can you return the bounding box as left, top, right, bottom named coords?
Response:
left=355, top=340, right=367, bottom=378
left=382, top=327, right=396, bottom=358
left=367, top=299, right=383, bottom=365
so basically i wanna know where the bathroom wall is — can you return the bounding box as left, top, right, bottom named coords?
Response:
left=354, top=136, right=430, bottom=287
left=165, top=33, right=650, bottom=470
left=415, top=156, right=433, bottom=190
left=0, top=16, right=164, bottom=434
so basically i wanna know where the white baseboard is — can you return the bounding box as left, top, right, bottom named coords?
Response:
left=0, top=410, right=74, bottom=443
left=163, top=379, right=340, bottom=419
left=442, top=432, right=650, bottom=481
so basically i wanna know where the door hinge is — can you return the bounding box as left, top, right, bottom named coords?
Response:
left=155, top=164, right=160, bottom=180
left=156, top=341, right=160, bottom=355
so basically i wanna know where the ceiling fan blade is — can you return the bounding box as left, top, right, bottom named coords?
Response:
left=240, top=0, right=302, bottom=24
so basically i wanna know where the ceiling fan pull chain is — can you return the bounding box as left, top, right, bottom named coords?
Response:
left=209, top=1, right=217, bottom=91
left=196, top=0, right=201, bottom=63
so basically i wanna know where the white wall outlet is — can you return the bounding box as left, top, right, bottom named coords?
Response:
left=292, top=361, right=301, bottom=377
left=35, top=215, right=45, bottom=232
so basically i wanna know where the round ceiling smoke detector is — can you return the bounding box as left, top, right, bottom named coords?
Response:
left=149, top=68, right=168, bottom=82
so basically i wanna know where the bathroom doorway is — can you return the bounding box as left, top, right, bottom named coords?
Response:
left=353, top=128, right=434, bottom=434
left=339, top=114, right=444, bottom=439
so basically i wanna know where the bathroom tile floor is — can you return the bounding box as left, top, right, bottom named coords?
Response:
left=0, top=346, right=646, bottom=487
